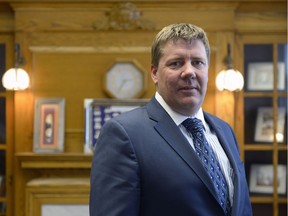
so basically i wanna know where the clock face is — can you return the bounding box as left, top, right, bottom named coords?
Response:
left=104, top=61, right=146, bottom=99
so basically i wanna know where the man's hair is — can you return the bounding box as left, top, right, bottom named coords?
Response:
left=151, top=23, right=210, bottom=67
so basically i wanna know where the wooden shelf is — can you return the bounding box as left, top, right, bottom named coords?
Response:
left=243, top=92, right=287, bottom=98
left=244, top=145, right=274, bottom=151
left=243, top=92, right=274, bottom=97
left=241, top=40, right=288, bottom=216
left=278, top=197, right=288, bottom=203
left=16, top=153, right=93, bottom=169
left=250, top=196, right=288, bottom=204
left=278, top=145, right=288, bottom=151
left=244, top=145, right=287, bottom=151
left=250, top=196, right=274, bottom=203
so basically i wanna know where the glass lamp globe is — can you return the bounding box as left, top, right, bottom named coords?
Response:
left=216, top=69, right=244, bottom=92
left=2, top=68, right=30, bottom=90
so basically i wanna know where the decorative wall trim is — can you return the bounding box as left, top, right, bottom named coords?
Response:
left=29, top=46, right=151, bottom=53
left=92, top=2, right=155, bottom=31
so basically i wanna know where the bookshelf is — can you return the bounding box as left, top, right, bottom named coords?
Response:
left=238, top=35, right=287, bottom=216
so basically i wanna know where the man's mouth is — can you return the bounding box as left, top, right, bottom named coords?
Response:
left=180, top=85, right=198, bottom=91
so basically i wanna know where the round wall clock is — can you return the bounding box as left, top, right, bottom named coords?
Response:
left=103, top=60, right=147, bottom=99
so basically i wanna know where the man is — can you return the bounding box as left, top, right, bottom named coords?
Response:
left=90, top=23, right=252, bottom=216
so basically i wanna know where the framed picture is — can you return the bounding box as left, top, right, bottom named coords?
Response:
left=33, top=98, right=65, bottom=153
left=84, top=99, right=148, bottom=154
left=247, top=62, right=285, bottom=91
left=249, top=164, right=287, bottom=194
left=254, top=107, right=286, bottom=143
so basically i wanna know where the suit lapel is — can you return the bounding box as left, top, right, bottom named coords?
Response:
left=146, top=98, right=219, bottom=202
left=205, top=114, right=236, bottom=165
left=204, top=114, right=242, bottom=216
left=204, top=114, right=238, bottom=181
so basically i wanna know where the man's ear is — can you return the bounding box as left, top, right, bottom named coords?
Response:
left=150, top=65, right=158, bottom=84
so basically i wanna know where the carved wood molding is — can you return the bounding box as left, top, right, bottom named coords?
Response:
left=93, top=2, right=155, bottom=31
left=29, top=46, right=150, bottom=53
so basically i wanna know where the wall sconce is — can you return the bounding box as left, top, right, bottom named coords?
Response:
left=2, top=43, right=30, bottom=90
left=216, top=44, right=244, bottom=91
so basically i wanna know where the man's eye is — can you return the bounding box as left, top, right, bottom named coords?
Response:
left=169, top=61, right=182, bottom=68
left=192, top=61, right=205, bottom=68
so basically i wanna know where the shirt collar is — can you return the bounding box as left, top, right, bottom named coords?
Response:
left=155, top=92, right=206, bottom=127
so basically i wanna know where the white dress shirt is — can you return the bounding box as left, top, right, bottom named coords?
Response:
left=155, top=92, right=234, bottom=204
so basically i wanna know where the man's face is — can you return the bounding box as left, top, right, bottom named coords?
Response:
left=151, top=39, right=209, bottom=116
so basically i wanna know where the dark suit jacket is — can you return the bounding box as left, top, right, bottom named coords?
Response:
left=90, top=97, right=252, bottom=216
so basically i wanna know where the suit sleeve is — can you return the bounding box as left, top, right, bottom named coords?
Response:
left=89, top=119, right=140, bottom=216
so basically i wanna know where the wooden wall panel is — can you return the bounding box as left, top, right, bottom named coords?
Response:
left=235, top=12, right=287, bottom=33
left=0, top=1, right=285, bottom=216
left=12, top=3, right=237, bottom=32
left=11, top=1, right=239, bottom=155
left=31, top=51, right=152, bottom=152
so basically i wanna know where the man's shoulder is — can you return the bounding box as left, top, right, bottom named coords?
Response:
left=113, top=105, right=148, bottom=122
left=204, top=112, right=230, bottom=127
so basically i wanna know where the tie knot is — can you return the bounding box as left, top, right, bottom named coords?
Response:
left=182, top=118, right=204, bottom=134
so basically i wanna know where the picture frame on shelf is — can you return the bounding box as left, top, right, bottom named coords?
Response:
left=249, top=164, right=287, bottom=194
left=0, top=175, right=5, bottom=197
left=247, top=62, right=285, bottom=91
left=84, top=99, right=148, bottom=154
left=33, top=98, right=65, bottom=153
left=254, top=107, right=286, bottom=143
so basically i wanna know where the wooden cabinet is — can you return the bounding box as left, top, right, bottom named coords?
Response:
left=238, top=35, right=287, bottom=216
left=0, top=38, right=14, bottom=216
left=17, top=153, right=91, bottom=216
left=0, top=90, right=7, bottom=216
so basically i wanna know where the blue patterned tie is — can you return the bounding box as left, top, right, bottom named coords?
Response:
left=182, top=118, right=231, bottom=215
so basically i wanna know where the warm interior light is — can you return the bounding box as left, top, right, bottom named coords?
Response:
left=216, top=69, right=244, bottom=91
left=2, top=43, right=30, bottom=91
left=216, top=43, right=244, bottom=92
left=276, top=133, right=284, bottom=142
left=2, top=68, right=30, bottom=90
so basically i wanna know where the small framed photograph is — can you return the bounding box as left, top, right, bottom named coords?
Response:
left=254, top=107, right=286, bottom=143
left=249, top=164, right=287, bottom=194
left=33, top=98, right=65, bottom=153
left=84, top=99, right=148, bottom=154
left=247, top=62, right=285, bottom=91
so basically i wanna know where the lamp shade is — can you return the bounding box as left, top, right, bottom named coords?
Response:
left=2, top=68, right=30, bottom=90
left=216, top=69, right=244, bottom=91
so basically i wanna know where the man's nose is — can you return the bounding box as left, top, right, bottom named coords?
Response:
left=181, top=63, right=196, bottom=79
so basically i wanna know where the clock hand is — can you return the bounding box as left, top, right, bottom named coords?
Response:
left=119, top=78, right=137, bottom=91
left=118, top=79, right=129, bottom=92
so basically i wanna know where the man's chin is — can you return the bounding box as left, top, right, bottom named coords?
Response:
left=181, top=96, right=200, bottom=106
left=176, top=100, right=201, bottom=116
